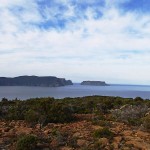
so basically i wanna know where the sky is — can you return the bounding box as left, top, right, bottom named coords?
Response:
left=0, top=0, right=150, bottom=84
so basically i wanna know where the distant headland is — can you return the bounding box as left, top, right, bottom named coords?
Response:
left=81, top=81, right=109, bottom=86
left=0, top=76, right=73, bottom=87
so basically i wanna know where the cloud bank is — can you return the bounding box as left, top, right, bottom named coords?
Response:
left=0, top=0, right=150, bottom=84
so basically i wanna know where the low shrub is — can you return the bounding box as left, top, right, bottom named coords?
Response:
left=98, top=120, right=112, bottom=127
left=127, top=118, right=142, bottom=126
left=111, top=104, right=149, bottom=126
left=24, top=109, right=39, bottom=125
left=67, top=136, right=78, bottom=148
left=91, top=114, right=106, bottom=125
left=93, top=141, right=103, bottom=150
left=142, top=114, right=150, bottom=131
left=47, top=102, right=74, bottom=123
left=16, top=134, right=37, bottom=150
left=93, top=128, right=114, bottom=139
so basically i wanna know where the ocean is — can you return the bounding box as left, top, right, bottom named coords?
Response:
left=0, top=84, right=150, bottom=100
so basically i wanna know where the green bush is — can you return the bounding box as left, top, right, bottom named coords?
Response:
left=93, top=141, right=103, bottom=150
left=6, top=102, right=26, bottom=120
left=127, top=118, right=142, bottom=126
left=24, top=109, right=39, bottom=125
left=16, top=134, right=37, bottom=150
left=142, top=114, right=150, bottom=131
left=93, top=128, right=114, bottom=139
left=47, top=102, right=74, bottom=123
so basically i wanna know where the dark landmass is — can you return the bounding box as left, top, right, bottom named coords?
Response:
left=0, top=96, right=150, bottom=149
left=81, top=81, right=109, bottom=86
left=0, top=76, right=73, bottom=87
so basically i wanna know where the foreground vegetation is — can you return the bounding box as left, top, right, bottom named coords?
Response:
left=0, top=96, right=150, bottom=149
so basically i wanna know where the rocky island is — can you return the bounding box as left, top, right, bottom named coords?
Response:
left=0, top=76, right=73, bottom=87
left=81, top=81, right=109, bottom=86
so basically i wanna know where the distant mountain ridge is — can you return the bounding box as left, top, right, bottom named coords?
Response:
left=0, top=76, right=73, bottom=87
left=81, top=81, right=109, bottom=86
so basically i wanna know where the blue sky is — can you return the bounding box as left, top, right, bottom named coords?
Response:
left=0, top=0, right=150, bottom=84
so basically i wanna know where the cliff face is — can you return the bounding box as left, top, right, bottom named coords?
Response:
left=0, top=76, right=73, bottom=87
left=81, top=81, right=108, bottom=86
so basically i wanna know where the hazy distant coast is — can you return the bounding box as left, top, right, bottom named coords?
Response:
left=81, top=81, right=109, bottom=86
left=0, top=76, right=73, bottom=87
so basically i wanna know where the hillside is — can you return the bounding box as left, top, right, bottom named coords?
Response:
left=0, top=76, right=73, bottom=87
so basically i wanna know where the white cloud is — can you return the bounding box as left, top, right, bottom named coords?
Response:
left=0, top=0, right=150, bottom=84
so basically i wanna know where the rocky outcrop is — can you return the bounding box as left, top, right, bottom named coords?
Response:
left=0, top=76, right=73, bottom=87
left=81, top=81, right=108, bottom=86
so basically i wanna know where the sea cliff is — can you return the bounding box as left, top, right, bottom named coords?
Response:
left=0, top=76, right=73, bottom=87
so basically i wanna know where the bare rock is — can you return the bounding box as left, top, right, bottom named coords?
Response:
left=122, top=130, right=133, bottom=136
left=77, top=139, right=87, bottom=147
left=60, top=147, right=74, bottom=150
left=73, top=132, right=80, bottom=137
left=126, top=140, right=150, bottom=150
left=99, top=138, right=109, bottom=146
left=112, top=136, right=122, bottom=149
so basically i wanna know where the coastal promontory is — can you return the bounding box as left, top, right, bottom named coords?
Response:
left=0, top=76, right=73, bottom=87
left=81, top=81, right=109, bottom=86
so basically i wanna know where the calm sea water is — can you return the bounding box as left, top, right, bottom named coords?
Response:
left=0, top=84, right=150, bottom=100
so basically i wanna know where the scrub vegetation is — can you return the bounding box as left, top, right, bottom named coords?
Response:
left=0, top=96, right=150, bottom=149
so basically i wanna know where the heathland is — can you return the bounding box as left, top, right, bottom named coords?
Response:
left=0, top=96, right=150, bottom=149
